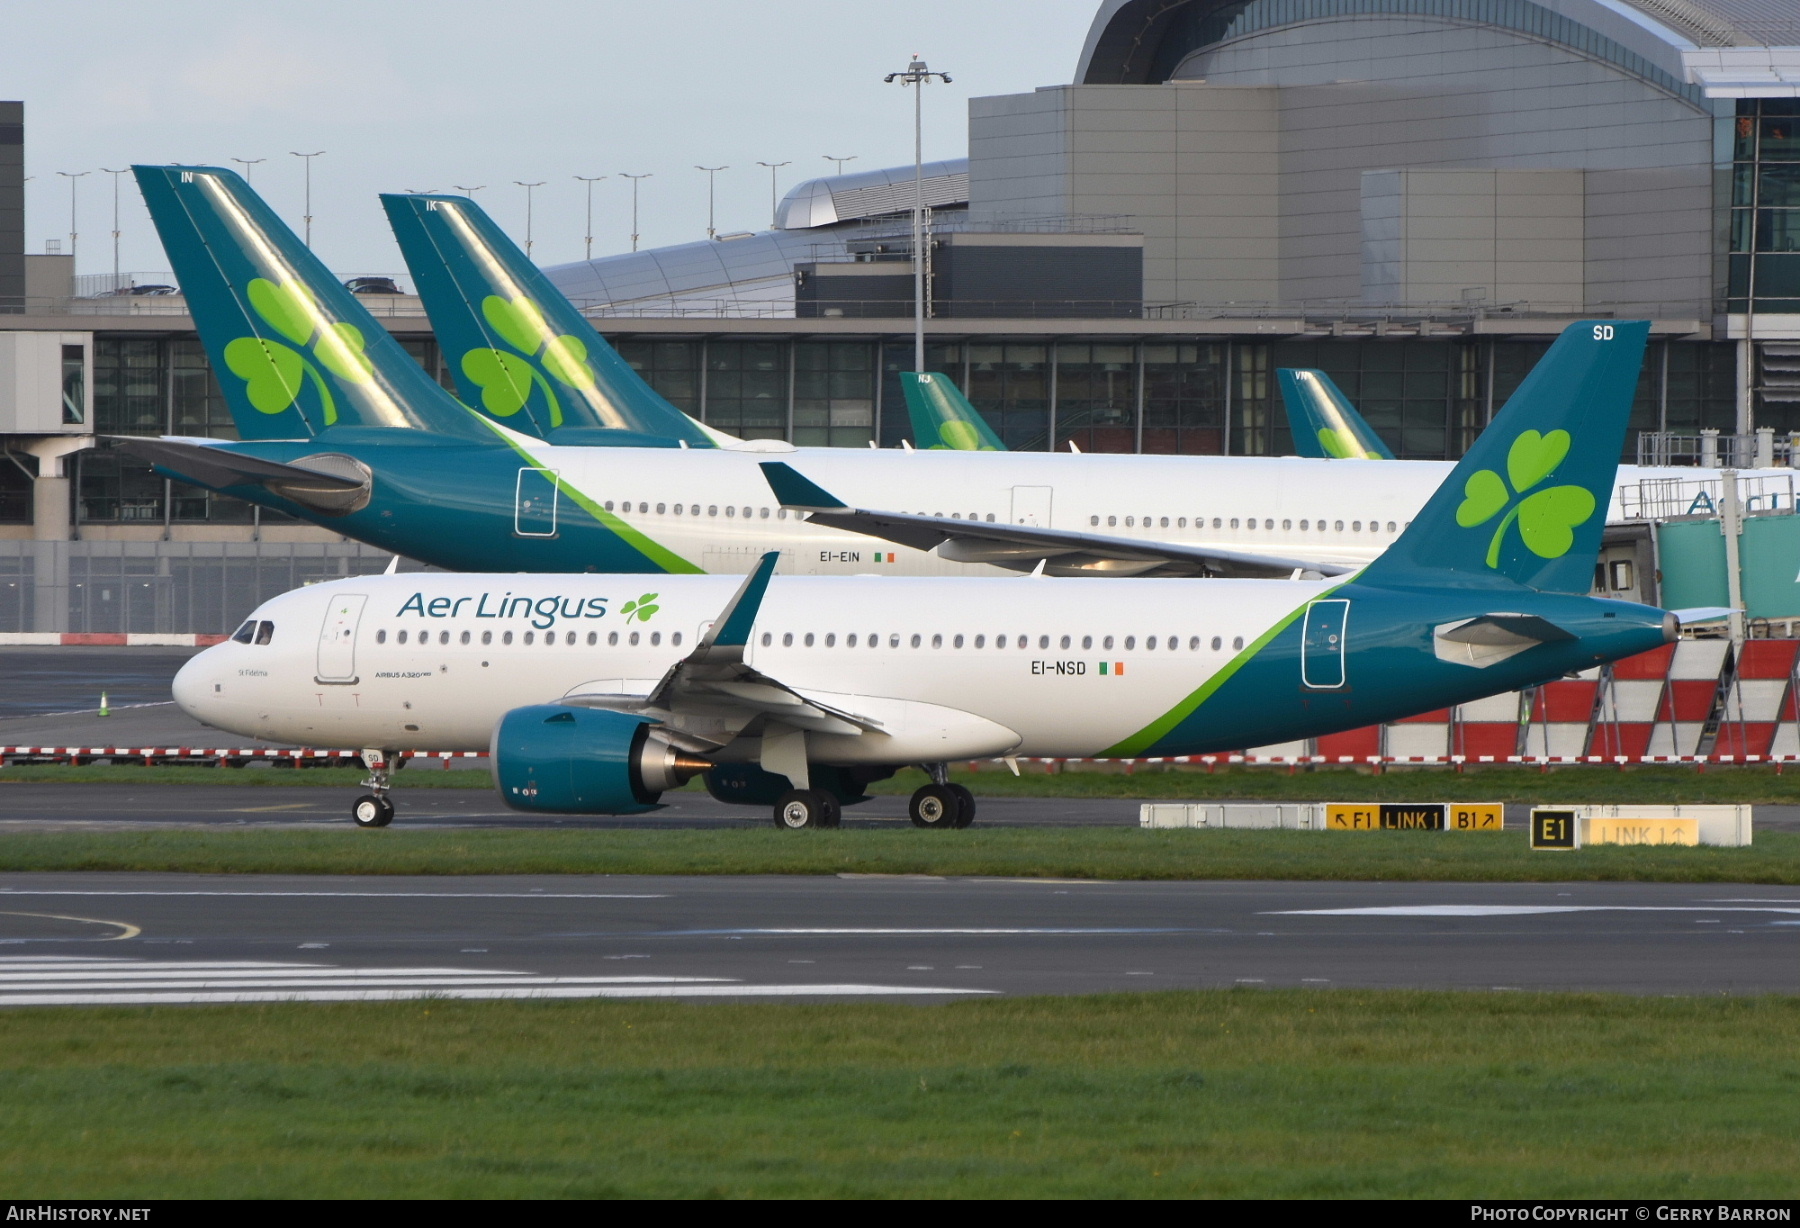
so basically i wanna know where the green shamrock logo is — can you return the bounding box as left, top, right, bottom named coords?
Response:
left=618, top=593, right=660, bottom=623
left=222, top=277, right=373, bottom=425
left=459, top=295, right=600, bottom=429
left=1317, top=424, right=1368, bottom=453
left=1455, top=429, right=1596, bottom=569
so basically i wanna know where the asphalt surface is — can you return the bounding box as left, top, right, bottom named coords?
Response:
left=1, top=781, right=1797, bottom=832
left=0, top=874, right=1795, bottom=1002
left=0, top=647, right=204, bottom=719
left=0, top=781, right=1144, bottom=829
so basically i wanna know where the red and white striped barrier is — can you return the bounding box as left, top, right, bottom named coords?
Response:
left=1656, top=639, right=1731, bottom=757
left=0, top=633, right=228, bottom=647
left=0, top=746, right=486, bottom=766
left=1454, top=691, right=1523, bottom=762
left=1717, top=639, right=1800, bottom=759
left=1522, top=669, right=1600, bottom=759
left=1592, top=643, right=1674, bottom=760
left=1386, top=707, right=1451, bottom=762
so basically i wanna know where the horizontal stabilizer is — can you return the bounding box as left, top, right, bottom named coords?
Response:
left=760, top=462, right=1352, bottom=579
left=1434, top=612, right=1575, bottom=668
left=1669, top=606, right=1733, bottom=624
left=112, top=436, right=372, bottom=516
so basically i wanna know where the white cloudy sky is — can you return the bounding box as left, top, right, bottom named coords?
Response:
left=2, top=0, right=1096, bottom=280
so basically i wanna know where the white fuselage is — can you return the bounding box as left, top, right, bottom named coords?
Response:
left=176, top=572, right=1333, bottom=759
left=506, top=434, right=1749, bottom=576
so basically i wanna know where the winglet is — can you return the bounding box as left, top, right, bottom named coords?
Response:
left=699, top=551, right=780, bottom=654
left=759, top=462, right=848, bottom=510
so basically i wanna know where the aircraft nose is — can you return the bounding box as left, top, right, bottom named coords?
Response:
left=171, top=649, right=219, bottom=720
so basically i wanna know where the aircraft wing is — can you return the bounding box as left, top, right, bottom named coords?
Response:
left=759, top=461, right=1355, bottom=579
left=560, top=553, right=882, bottom=752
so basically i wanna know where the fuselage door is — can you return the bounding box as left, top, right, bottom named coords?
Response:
left=316, top=593, right=367, bottom=683
left=515, top=468, right=561, bottom=537
left=1010, top=486, right=1053, bottom=527
left=1300, top=598, right=1349, bottom=690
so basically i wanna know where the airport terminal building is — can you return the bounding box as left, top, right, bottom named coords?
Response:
left=0, top=0, right=1796, bottom=632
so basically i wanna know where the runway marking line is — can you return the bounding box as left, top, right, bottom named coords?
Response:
left=0, top=890, right=666, bottom=900
left=651, top=927, right=1196, bottom=936
left=0, top=956, right=995, bottom=1006
left=0, top=911, right=140, bottom=940
left=1269, top=904, right=1800, bottom=917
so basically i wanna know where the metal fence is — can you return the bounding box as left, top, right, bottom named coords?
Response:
left=0, top=540, right=411, bottom=635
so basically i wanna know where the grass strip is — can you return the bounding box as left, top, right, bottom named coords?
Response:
left=2, top=990, right=1797, bottom=1198
left=0, top=826, right=1794, bottom=881
left=6, top=761, right=1800, bottom=802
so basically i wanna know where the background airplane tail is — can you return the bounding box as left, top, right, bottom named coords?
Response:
left=134, top=166, right=493, bottom=443
left=1278, top=369, right=1395, bottom=459
left=900, top=372, right=1005, bottom=450
left=382, top=193, right=722, bottom=447
left=1359, top=320, right=1650, bottom=593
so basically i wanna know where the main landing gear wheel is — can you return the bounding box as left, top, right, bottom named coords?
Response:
left=947, top=783, right=976, bottom=828
left=352, top=794, right=395, bottom=828
left=910, top=784, right=963, bottom=829
left=774, top=789, right=840, bottom=830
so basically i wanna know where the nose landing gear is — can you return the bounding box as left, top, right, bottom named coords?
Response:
left=352, top=749, right=396, bottom=828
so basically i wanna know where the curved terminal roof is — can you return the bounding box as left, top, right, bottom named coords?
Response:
left=1075, top=0, right=1800, bottom=93
left=541, top=160, right=970, bottom=313
left=775, top=159, right=968, bottom=229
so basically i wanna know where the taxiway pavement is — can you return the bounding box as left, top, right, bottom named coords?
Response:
left=0, top=873, right=1794, bottom=1002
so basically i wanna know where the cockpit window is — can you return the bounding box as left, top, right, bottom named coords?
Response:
left=231, top=620, right=256, bottom=644
left=254, top=621, right=274, bottom=645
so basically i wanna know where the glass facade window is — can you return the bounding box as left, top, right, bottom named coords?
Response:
left=0, top=456, right=31, bottom=523
left=169, top=338, right=236, bottom=438
left=1230, top=344, right=1276, bottom=456
left=1054, top=343, right=1137, bottom=453
left=614, top=340, right=700, bottom=413
left=396, top=336, right=457, bottom=394
left=1730, top=100, right=1800, bottom=312
left=93, top=338, right=166, bottom=435
left=60, top=344, right=84, bottom=425
left=704, top=341, right=787, bottom=439
left=1141, top=343, right=1226, bottom=454
left=967, top=343, right=1051, bottom=451
left=793, top=341, right=874, bottom=448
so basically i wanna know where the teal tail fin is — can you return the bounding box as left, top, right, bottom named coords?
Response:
left=382, top=193, right=719, bottom=447
left=900, top=372, right=1005, bottom=450
left=132, top=166, right=493, bottom=443
left=1277, top=369, right=1395, bottom=460
left=1360, top=321, right=1649, bottom=593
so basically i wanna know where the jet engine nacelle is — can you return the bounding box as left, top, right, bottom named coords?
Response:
left=491, top=705, right=706, bottom=814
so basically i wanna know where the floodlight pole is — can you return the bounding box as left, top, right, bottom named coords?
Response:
left=514, top=181, right=545, bottom=258
left=230, top=157, right=265, bottom=184
left=454, top=185, right=485, bottom=200
left=622, top=173, right=652, bottom=252
left=100, top=168, right=128, bottom=285
left=696, top=166, right=728, bottom=240
left=291, top=151, right=324, bottom=246
left=756, top=161, right=790, bottom=228
left=823, top=155, right=857, bottom=176
left=574, top=175, right=606, bottom=262
left=56, top=171, right=88, bottom=263
left=884, top=56, right=950, bottom=375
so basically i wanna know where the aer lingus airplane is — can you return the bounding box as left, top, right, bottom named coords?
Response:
left=174, top=318, right=1674, bottom=830
left=1279, top=368, right=1397, bottom=460
left=122, top=165, right=1729, bottom=584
